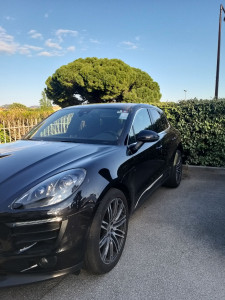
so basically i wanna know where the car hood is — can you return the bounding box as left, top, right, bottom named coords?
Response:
left=0, top=140, right=115, bottom=205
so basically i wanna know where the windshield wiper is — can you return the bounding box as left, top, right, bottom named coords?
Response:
left=60, top=140, right=79, bottom=143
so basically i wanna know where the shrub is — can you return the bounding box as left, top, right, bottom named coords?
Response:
left=158, top=100, right=225, bottom=167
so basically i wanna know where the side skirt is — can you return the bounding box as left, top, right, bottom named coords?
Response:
left=134, top=174, right=164, bottom=209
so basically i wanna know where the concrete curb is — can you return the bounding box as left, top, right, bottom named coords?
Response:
left=183, top=164, right=225, bottom=177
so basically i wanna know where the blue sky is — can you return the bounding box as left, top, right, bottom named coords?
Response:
left=0, top=0, right=225, bottom=106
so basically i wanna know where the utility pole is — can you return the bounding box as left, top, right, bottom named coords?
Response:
left=215, top=4, right=225, bottom=100
left=184, top=90, right=187, bottom=100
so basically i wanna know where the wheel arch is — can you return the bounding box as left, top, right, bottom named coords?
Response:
left=95, top=181, right=133, bottom=216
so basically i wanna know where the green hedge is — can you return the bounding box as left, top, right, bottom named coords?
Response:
left=158, top=100, right=225, bottom=167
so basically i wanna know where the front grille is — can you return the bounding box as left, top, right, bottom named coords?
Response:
left=1, top=217, right=62, bottom=255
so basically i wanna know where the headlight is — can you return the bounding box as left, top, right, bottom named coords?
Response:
left=12, top=169, right=86, bottom=209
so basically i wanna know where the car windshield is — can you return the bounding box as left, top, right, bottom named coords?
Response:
left=24, top=106, right=130, bottom=145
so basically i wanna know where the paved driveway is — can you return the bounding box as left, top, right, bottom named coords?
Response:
left=1, top=166, right=225, bottom=300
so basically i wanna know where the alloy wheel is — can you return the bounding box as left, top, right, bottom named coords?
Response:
left=99, top=197, right=127, bottom=264
left=175, top=152, right=182, bottom=183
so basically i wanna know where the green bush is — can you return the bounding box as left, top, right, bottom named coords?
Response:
left=158, top=100, right=225, bottom=167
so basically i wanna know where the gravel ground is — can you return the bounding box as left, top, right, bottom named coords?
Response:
left=0, top=166, right=225, bottom=300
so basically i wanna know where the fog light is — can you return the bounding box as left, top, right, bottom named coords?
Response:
left=39, top=256, right=57, bottom=269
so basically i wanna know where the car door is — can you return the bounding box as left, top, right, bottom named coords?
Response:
left=148, top=108, right=171, bottom=174
left=123, top=108, right=165, bottom=207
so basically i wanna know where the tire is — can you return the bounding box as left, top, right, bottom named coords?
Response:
left=84, top=188, right=128, bottom=274
left=165, top=150, right=182, bottom=188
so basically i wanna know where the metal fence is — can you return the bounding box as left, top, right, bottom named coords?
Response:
left=0, top=114, right=73, bottom=144
left=40, top=113, right=73, bottom=137
left=0, top=119, right=41, bottom=144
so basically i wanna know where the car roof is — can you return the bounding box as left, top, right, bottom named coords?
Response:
left=64, top=103, right=160, bottom=111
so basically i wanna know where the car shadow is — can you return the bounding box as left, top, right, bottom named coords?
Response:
left=131, top=170, right=225, bottom=256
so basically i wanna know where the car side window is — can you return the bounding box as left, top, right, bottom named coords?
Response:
left=148, top=109, right=169, bottom=133
left=128, top=108, right=152, bottom=144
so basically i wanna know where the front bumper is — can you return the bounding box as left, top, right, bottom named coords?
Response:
left=0, top=208, right=92, bottom=287
left=0, top=264, right=82, bottom=288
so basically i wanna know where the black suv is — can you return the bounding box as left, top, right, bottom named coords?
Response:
left=0, top=103, right=182, bottom=287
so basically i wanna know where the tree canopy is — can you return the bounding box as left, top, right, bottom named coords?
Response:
left=45, top=57, right=161, bottom=107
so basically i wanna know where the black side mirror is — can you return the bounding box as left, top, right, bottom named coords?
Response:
left=128, top=130, right=159, bottom=154
left=136, top=130, right=159, bottom=143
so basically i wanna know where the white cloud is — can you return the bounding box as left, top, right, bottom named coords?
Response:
left=56, top=29, right=78, bottom=42
left=0, top=41, right=17, bottom=54
left=121, top=41, right=138, bottom=49
left=90, top=38, right=100, bottom=44
left=37, top=50, right=64, bottom=57
left=25, top=45, right=43, bottom=51
left=45, top=39, right=62, bottom=49
left=19, top=44, right=43, bottom=55
left=28, top=30, right=43, bottom=40
left=19, top=48, right=30, bottom=55
left=0, top=26, right=80, bottom=57
left=37, top=51, right=53, bottom=57
left=44, top=13, right=48, bottom=18
left=56, top=29, right=78, bottom=36
left=0, top=26, right=18, bottom=54
left=0, top=27, right=14, bottom=43
left=67, top=46, right=76, bottom=51
left=135, top=36, right=140, bottom=41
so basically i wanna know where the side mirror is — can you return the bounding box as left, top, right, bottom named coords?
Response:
left=136, top=130, right=159, bottom=143
left=128, top=130, right=159, bottom=154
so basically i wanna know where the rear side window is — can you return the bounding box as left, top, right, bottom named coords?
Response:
left=128, top=108, right=151, bottom=144
left=148, top=109, right=169, bottom=133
